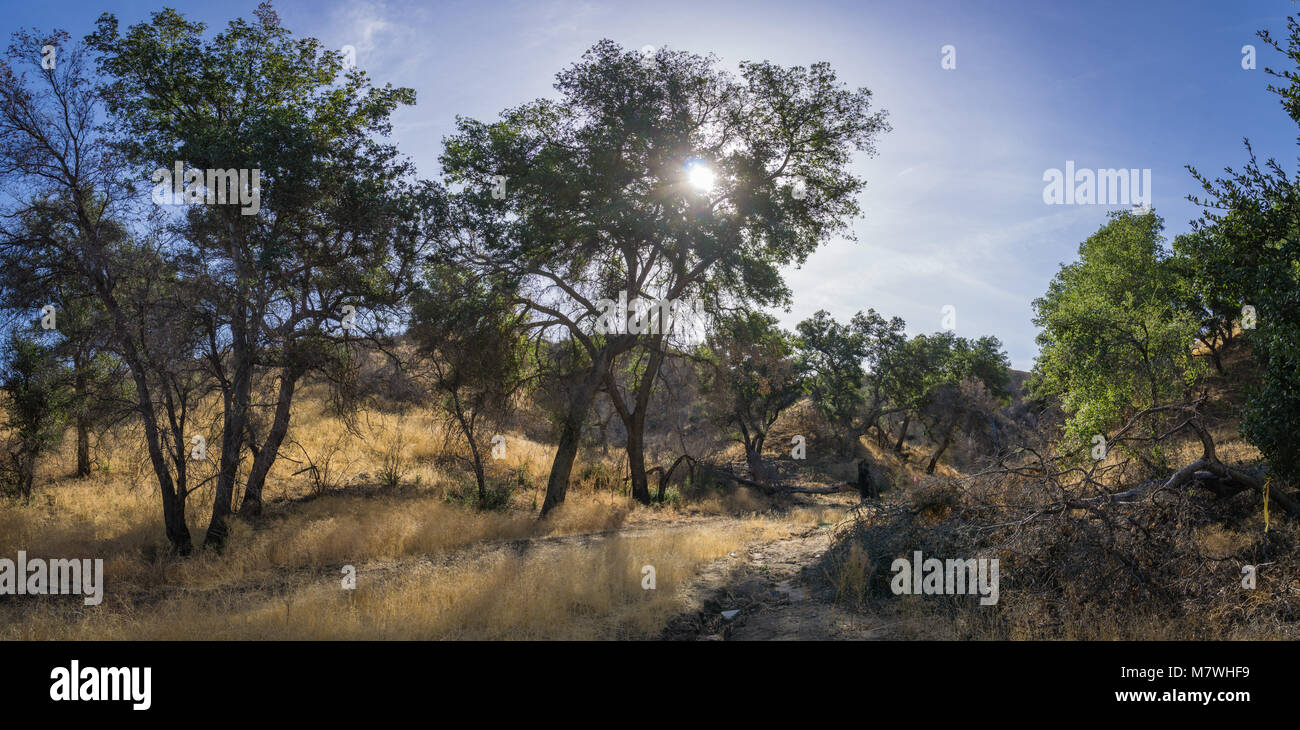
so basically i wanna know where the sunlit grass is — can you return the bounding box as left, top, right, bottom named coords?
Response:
left=0, top=384, right=845, bottom=640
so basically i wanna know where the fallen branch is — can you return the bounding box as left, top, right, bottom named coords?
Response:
left=789, top=484, right=853, bottom=495
left=699, top=465, right=852, bottom=496
left=648, top=454, right=697, bottom=502
left=701, top=465, right=777, bottom=493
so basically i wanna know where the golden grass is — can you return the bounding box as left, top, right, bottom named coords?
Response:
left=0, top=382, right=848, bottom=640
left=0, top=516, right=799, bottom=640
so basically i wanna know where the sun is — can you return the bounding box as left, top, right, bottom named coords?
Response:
left=686, top=161, right=715, bottom=192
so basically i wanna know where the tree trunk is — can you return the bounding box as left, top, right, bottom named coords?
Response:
left=745, top=445, right=765, bottom=482
left=74, top=367, right=91, bottom=477
left=623, top=337, right=666, bottom=505
left=926, top=424, right=955, bottom=474
left=17, top=450, right=35, bottom=501
left=161, top=482, right=190, bottom=555
left=206, top=331, right=253, bottom=548
left=540, top=347, right=612, bottom=518
left=239, top=366, right=301, bottom=518
left=869, top=422, right=889, bottom=448
left=109, top=306, right=193, bottom=555
left=597, top=416, right=610, bottom=455
left=623, top=389, right=659, bottom=506
left=470, top=440, right=488, bottom=505
left=627, top=426, right=651, bottom=504
left=133, top=363, right=192, bottom=554
left=857, top=458, right=878, bottom=499
left=894, top=413, right=911, bottom=453
left=75, top=418, right=91, bottom=478
left=654, top=454, right=693, bottom=502
left=449, top=392, right=488, bottom=506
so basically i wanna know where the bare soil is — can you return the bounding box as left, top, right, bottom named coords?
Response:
left=661, top=492, right=893, bottom=640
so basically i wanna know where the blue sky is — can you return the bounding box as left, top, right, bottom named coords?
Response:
left=12, top=0, right=1299, bottom=369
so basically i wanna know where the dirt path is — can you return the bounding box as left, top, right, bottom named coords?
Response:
left=57, top=483, right=884, bottom=641
left=662, top=510, right=890, bottom=640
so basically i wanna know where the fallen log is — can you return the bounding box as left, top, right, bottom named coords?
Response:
left=699, top=465, right=776, bottom=493
left=698, top=465, right=853, bottom=495
left=789, top=484, right=854, bottom=495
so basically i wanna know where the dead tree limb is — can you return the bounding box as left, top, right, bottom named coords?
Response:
left=698, top=464, right=852, bottom=496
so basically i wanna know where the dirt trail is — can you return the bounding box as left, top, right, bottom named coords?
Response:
left=662, top=501, right=891, bottom=640
left=93, top=482, right=882, bottom=640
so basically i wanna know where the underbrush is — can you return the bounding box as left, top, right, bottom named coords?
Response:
left=818, top=468, right=1300, bottom=639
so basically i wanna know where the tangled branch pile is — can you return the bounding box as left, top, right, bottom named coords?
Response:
left=819, top=411, right=1300, bottom=639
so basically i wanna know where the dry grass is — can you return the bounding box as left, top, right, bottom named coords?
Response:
left=0, top=384, right=833, bottom=640
left=0, top=515, right=800, bottom=640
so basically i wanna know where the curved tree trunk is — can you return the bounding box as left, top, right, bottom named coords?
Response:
left=606, top=336, right=666, bottom=506
left=540, top=348, right=612, bottom=518
left=101, top=292, right=193, bottom=554
left=653, top=454, right=693, bottom=502
left=894, top=413, right=911, bottom=453
left=926, top=424, right=955, bottom=475
left=239, top=366, right=301, bottom=518
left=450, top=391, right=488, bottom=506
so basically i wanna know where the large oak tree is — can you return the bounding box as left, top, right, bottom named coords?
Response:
left=440, top=40, right=888, bottom=514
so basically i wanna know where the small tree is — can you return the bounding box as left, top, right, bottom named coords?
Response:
left=0, top=29, right=209, bottom=553
left=795, top=310, right=870, bottom=455
left=47, top=289, right=126, bottom=478
left=704, top=311, right=805, bottom=481
left=912, top=333, right=1010, bottom=473
left=1, top=331, right=70, bottom=500
left=409, top=264, right=529, bottom=508
left=1170, top=229, right=1241, bottom=375
left=794, top=308, right=909, bottom=454
left=1031, top=210, right=1202, bottom=465
left=880, top=333, right=946, bottom=454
